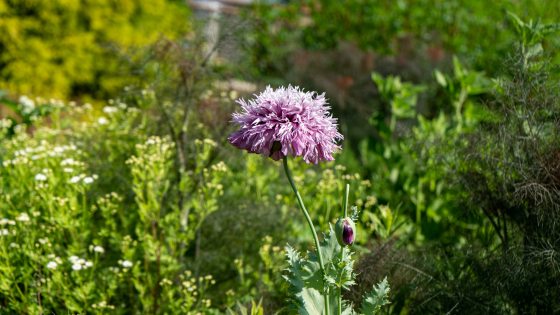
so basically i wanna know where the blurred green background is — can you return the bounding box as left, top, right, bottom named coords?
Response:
left=0, top=0, right=559, bottom=314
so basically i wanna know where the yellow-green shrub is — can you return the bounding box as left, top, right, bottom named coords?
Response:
left=0, top=0, right=190, bottom=100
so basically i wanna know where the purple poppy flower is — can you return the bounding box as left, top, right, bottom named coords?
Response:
left=228, top=86, right=343, bottom=164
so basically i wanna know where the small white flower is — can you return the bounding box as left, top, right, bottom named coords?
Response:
left=69, top=176, right=82, bottom=184
left=93, top=246, right=105, bottom=253
left=83, top=177, right=94, bottom=184
left=0, top=229, right=9, bottom=236
left=85, top=261, right=93, bottom=268
left=35, top=173, right=47, bottom=182
left=103, top=106, right=118, bottom=114
left=97, top=117, right=108, bottom=125
left=0, top=118, right=12, bottom=129
left=120, top=260, right=133, bottom=268
left=19, top=96, right=35, bottom=114
left=72, top=263, right=82, bottom=271
left=69, top=255, right=79, bottom=263
left=16, top=213, right=30, bottom=222
left=46, top=261, right=58, bottom=270
left=61, top=158, right=76, bottom=166
left=63, top=168, right=74, bottom=173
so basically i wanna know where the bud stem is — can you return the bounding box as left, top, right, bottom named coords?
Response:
left=282, top=157, right=330, bottom=315
left=339, top=183, right=350, bottom=315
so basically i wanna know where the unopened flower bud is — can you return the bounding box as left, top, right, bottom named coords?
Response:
left=335, top=217, right=356, bottom=246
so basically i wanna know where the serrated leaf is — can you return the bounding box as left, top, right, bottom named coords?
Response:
left=298, top=287, right=325, bottom=315
left=360, top=277, right=391, bottom=315
left=318, top=225, right=341, bottom=265
left=285, top=244, right=326, bottom=314
left=285, top=227, right=359, bottom=314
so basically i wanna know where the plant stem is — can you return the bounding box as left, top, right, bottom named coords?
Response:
left=339, top=184, right=350, bottom=315
left=282, top=157, right=330, bottom=315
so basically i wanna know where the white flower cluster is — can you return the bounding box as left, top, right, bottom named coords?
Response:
left=3, top=143, right=80, bottom=167
left=107, top=98, right=129, bottom=110
left=69, top=174, right=98, bottom=184
left=96, top=102, right=128, bottom=126
left=46, top=98, right=65, bottom=109
left=0, top=218, right=16, bottom=226
left=0, top=118, right=12, bottom=129
left=18, top=96, right=35, bottom=115
left=16, top=213, right=30, bottom=222
left=46, top=255, right=63, bottom=270
left=97, top=117, right=109, bottom=125
left=69, top=255, right=93, bottom=271
left=118, top=260, right=133, bottom=269
left=103, top=106, right=118, bottom=114
left=89, top=244, right=105, bottom=254
left=46, top=261, right=58, bottom=269
left=0, top=217, right=16, bottom=236
left=35, top=173, right=48, bottom=182
left=92, top=300, right=115, bottom=310
left=61, top=158, right=81, bottom=166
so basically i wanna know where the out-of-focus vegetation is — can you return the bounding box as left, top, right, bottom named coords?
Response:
left=0, top=0, right=559, bottom=313
left=0, top=0, right=190, bottom=100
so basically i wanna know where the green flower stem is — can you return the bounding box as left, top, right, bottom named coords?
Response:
left=339, top=183, right=350, bottom=315
left=282, top=157, right=330, bottom=315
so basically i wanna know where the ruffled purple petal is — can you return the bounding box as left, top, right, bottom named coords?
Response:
left=228, top=86, right=343, bottom=164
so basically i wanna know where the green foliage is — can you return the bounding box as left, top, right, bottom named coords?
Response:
left=434, top=56, right=492, bottom=129
left=394, top=14, right=560, bottom=314
left=507, top=11, right=560, bottom=69
left=285, top=227, right=354, bottom=314
left=0, top=100, right=225, bottom=313
left=360, top=277, right=391, bottom=315
left=285, top=225, right=390, bottom=315
left=0, top=0, right=190, bottom=100
left=361, top=60, right=494, bottom=244
left=372, top=73, right=424, bottom=120
left=1, top=2, right=560, bottom=314
left=227, top=299, right=265, bottom=315
left=245, top=0, right=560, bottom=80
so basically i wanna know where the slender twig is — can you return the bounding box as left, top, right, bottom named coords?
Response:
left=282, top=157, right=330, bottom=315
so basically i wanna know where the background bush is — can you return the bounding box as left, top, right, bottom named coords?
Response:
left=0, top=0, right=190, bottom=100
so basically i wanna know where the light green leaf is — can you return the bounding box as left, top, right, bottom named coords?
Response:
left=434, top=70, right=447, bottom=87
left=360, top=277, right=391, bottom=315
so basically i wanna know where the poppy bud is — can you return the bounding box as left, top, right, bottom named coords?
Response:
left=335, top=217, right=356, bottom=246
